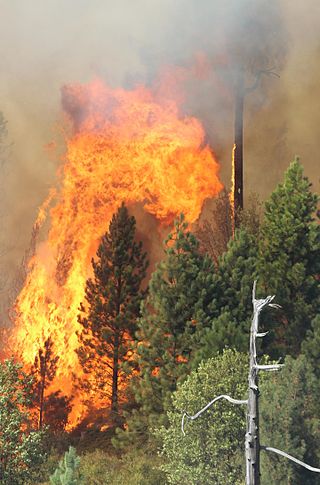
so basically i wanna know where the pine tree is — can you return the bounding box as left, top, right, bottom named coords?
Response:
left=302, top=315, right=320, bottom=378
left=116, top=214, right=218, bottom=447
left=31, top=337, right=59, bottom=429
left=258, top=157, right=320, bottom=356
left=195, top=227, right=258, bottom=363
left=50, top=446, right=80, bottom=485
left=260, top=355, right=320, bottom=485
left=77, top=203, right=148, bottom=423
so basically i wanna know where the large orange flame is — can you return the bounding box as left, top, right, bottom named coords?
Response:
left=9, top=74, right=222, bottom=426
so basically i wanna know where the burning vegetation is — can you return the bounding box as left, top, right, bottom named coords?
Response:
left=8, top=74, right=222, bottom=428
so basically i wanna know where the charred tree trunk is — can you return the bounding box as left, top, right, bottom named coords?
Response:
left=111, top=277, right=122, bottom=421
left=38, top=360, right=47, bottom=430
left=111, top=329, right=119, bottom=417
left=233, top=71, right=245, bottom=230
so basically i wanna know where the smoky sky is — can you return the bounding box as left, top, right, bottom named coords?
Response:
left=0, top=0, right=319, bottom=313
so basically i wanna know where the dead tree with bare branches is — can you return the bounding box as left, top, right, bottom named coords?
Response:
left=182, top=281, right=320, bottom=484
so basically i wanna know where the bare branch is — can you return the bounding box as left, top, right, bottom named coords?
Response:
left=245, top=69, right=280, bottom=95
left=254, top=364, right=284, bottom=372
left=261, top=446, right=320, bottom=473
left=182, top=394, right=247, bottom=435
left=256, top=331, right=269, bottom=338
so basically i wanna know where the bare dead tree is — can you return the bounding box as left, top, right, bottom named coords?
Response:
left=195, top=189, right=233, bottom=265
left=196, top=191, right=262, bottom=266
left=232, top=69, right=279, bottom=232
left=182, top=281, right=320, bottom=484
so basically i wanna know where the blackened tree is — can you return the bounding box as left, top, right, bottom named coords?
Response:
left=31, top=337, right=59, bottom=430
left=77, top=203, right=148, bottom=423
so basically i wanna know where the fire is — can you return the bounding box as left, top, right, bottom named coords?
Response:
left=9, top=73, right=222, bottom=426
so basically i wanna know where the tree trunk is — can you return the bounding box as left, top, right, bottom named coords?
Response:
left=39, top=371, right=46, bottom=430
left=233, top=70, right=245, bottom=230
left=246, top=291, right=261, bottom=485
left=111, top=330, right=119, bottom=419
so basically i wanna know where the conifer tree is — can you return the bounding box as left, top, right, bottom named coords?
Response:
left=195, top=227, right=258, bottom=363
left=50, top=446, right=80, bottom=485
left=258, top=157, right=320, bottom=356
left=116, top=214, right=218, bottom=447
left=302, top=315, right=320, bottom=378
left=77, top=203, right=148, bottom=422
left=260, top=355, right=320, bottom=485
left=31, top=337, right=59, bottom=429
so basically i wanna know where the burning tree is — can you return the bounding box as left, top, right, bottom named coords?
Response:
left=182, top=282, right=320, bottom=484
left=77, top=203, right=148, bottom=424
left=31, top=337, right=71, bottom=432
left=31, top=336, right=59, bottom=429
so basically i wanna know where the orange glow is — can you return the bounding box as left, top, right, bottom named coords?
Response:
left=9, top=73, right=222, bottom=427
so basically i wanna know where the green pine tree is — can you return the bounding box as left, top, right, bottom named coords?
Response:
left=302, top=314, right=320, bottom=377
left=77, top=203, right=148, bottom=423
left=115, top=214, right=218, bottom=447
left=195, top=227, right=258, bottom=363
left=50, top=446, right=80, bottom=485
left=260, top=355, right=320, bottom=485
left=258, top=157, right=320, bottom=356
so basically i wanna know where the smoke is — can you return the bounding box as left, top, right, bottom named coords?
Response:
left=0, top=0, right=319, bottom=316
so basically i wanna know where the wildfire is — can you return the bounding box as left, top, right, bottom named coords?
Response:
left=9, top=73, right=222, bottom=426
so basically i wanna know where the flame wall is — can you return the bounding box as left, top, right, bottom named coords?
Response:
left=9, top=76, right=222, bottom=423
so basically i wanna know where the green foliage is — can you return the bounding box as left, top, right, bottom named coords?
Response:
left=50, top=446, right=80, bottom=485
left=116, top=214, right=218, bottom=447
left=195, top=227, right=258, bottom=363
left=158, top=349, right=247, bottom=485
left=78, top=449, right=165, bottom=485
left=77, top=202, right=148, bottom=420
left=0, top=359, right=46, bottom=485
left=258, top=157, right=320, bottom=355
left=260, top=354, right=320, bottom=485
left=302, top=314, right=320, bottom=377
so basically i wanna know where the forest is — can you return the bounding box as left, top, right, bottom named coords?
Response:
left=1, top=156, right=320, bottom=484
left=1, top=1, right=319, bottom=484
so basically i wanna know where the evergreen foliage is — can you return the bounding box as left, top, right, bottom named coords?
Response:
left=77, top=203, right=148, bottom=422
left=302, top=315, right=320, bottom=377
left=0, top=359, right=46, bottom=485
left=50, top=446, right=80, bottom=485
left=158, top=349, right=247, bottom=485
left=77, top=448, right=164, bottom=485
left=260, top=355, right=320, bottom=485
left=258, top=157, right=320, bottom=356
left=115, top=214, right=218, bottom=447
left=195, top=227, right=258, bottom=363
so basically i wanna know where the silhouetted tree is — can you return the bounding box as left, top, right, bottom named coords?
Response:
left=77, top=203, right=148, bottom=423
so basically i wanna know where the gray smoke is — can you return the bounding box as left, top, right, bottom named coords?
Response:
left=0, top=0, right=319, bottom=319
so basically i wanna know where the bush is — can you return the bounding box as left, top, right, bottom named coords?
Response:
left=157, top=349, right=248, bottom=484
left=78, top=449, right=165, bottom=485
